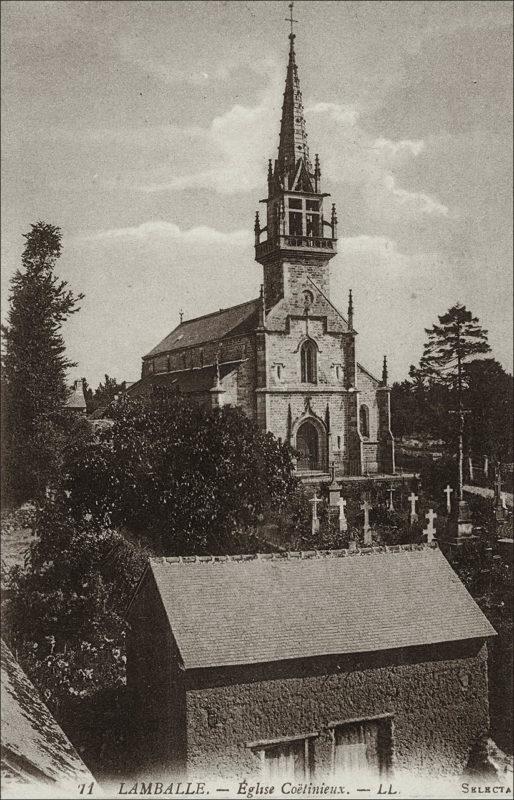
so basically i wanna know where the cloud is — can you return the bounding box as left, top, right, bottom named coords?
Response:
left=382, top=174, right=448, bottom=216
left=307, top=102, right=360, bottom=126
left=373, top=137, right=425, bottom=158
left=77, top=221, right=250, bottom=246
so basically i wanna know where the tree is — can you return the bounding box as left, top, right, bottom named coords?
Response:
left=3, top=502, right=147, bottom=711
left=409, top=304, right=491, bottom=499
left=87, top=374, right=126, bottom=413
left=464, top=359, right=513, bottom=464
left=61, top=394, right=298, bottom=554
left=1, top=222, right=84, bottom=504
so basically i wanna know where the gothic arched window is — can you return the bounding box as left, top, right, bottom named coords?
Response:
left=359, top=405, right=370, bottom=438
left=300, top=340, right=317, bottom=384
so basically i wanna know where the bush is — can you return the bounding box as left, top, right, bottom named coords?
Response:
left=3, top=502, right=147, bottom=711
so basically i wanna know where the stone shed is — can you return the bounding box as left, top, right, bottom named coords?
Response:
left=126, top=544, right=495, bottom=783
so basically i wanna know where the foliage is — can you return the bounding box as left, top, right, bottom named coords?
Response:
left=61, top=394, right=298, bottom=555
left=1, top=222, right=84, bottom=504
left=3, top=502, right=147, bottom=711
left=411, top=303, right=491, bottom=389
left=84, top=374, right=127, bottom=414
left=391, top=305, right=513, bottom=463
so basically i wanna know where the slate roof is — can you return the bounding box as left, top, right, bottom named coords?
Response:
left=126, top=362, right=241, bottom=397
left=146, top=544, right=495, bottom=670
left=144, top=298, right=260, bottom=358
left=65, top=383, right=86, bottom=411
left=1, top=641, right=94, bottom=792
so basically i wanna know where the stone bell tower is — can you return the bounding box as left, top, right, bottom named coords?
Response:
left=254, top=22, right=338, bottom=310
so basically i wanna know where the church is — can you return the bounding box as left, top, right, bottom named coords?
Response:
left=126, top=26, right=395, bottom=478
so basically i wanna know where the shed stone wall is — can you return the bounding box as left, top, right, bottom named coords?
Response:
left=183, top=642, right=489, bottom=781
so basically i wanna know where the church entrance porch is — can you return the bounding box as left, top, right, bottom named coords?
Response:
left=295, top=419, right=325, bottom=472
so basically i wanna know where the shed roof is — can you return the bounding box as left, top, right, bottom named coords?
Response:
left=144, top=298, right=260, bottom=359
left=146, top=545, right=495, bottom=670
left=1, top=641, right=94, bottom=791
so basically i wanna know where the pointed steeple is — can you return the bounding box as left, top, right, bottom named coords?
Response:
left=347, top=289, right=354, bottom=330
left=277, top=27, right=311, bottom=187
left=382, top=355, right=389, bottom=387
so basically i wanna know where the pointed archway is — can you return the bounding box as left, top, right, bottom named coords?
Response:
left=296, top=418, right=323, bottom=471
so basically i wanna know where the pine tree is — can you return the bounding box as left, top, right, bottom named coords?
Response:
left=1, top=222, right=84, bottom=504
left=411, top=303, right=491, bottom=499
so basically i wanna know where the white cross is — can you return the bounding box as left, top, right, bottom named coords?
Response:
left=310, top=493, right=322, bottom=534
left=468, top=457, right=474, bottom=481
left=423, top=508, right=437, bottom=543
left=387, top=488, right=395, bottom=512
left=338, top=496, right=348, bottom=533
left=483, top=456, right=489, bottom=477
left=360, top=499, right=372, bottom=543
left=444, top=484, right=453, bottom=514
left=408, top=492, right=418, bottom=521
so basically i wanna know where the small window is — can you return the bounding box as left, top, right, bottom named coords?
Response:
left=289, top=198, right=302, bottom=209
left=251, top=737, right=314, bottom=782
left=332, top=718, right=392, bottom=780
left=303, top=289, right=314, bottom=309
left=337, top=436, right=341, bottom=449
left=276, top=365, right=282, bottom=380
left=300, top=340, right=317, bottom=384
left=306, top=200, right=320, bottom=211
left=359, top=405, right=370, bottom=438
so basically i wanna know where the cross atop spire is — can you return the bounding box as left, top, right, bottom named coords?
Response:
left=285, top=1, right=298, bottom=38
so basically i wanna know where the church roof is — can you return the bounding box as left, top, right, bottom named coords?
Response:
left=144, top=544, right=495, bottom=671
left=1, top=641, right=94, bottom=791
left=126, top=362, right=241, bottom=396
left=144, top=298, right=260, bottom=359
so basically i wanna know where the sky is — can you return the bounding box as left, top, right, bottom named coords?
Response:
left=1, top=0, right=512, bottom=388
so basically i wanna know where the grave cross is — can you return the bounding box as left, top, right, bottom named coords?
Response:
left=483, top=455, right=489, bottom=478
left=444, top=484, right=454, bottom=514
left=360, top=499, right=373, bottom=544
left=423, top=509, right=437, bottom=543
left=338, top=496, right=348, bottom=533
left=408, top=492, right=418, bottom=523
left=387, top=487, right=395, bottom=512
left=500, top=492, right=508, bottom=511
left=468, top=457, right=474, bottom=482
left=310, top=492, right=322, bottom=535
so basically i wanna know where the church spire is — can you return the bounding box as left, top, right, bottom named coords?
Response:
left=277, top=3, right=311, bottom=187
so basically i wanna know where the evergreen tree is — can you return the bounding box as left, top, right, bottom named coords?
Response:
left=1, top=222, right=84, bottom=503
left=410, top=304, right=491, bottom=497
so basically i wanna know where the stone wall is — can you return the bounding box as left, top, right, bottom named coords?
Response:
left=183, top=641, right=489, bottom=781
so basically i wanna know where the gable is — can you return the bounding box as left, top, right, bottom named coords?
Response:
left=147, top=545, right=495, bottom=671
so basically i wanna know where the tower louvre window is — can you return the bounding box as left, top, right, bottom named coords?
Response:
left=289, top=211, right=303, bottom=237
left=300, top=340, right=317, bottom=384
